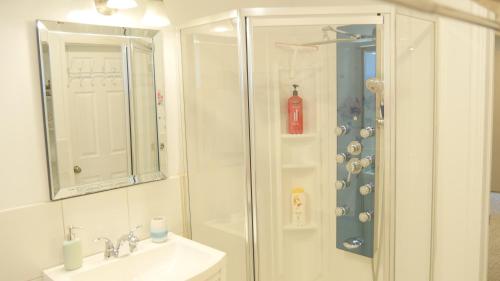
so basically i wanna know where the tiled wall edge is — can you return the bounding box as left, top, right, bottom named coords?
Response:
left=0, top=174, right=186, bottom=215
left=0, top=175, right=186, bottom=281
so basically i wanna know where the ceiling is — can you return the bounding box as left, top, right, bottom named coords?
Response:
left=163, top=0, right=382, bottom=25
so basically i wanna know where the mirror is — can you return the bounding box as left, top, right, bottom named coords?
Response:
left=36, top=20, right=167, bottom=200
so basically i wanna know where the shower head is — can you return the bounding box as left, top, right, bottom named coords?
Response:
left=321, top=25, right=363, bottom=40
left=275, top=42, right=319, bottom=51
left=277, top=25, right=375, bottom=48
left=322, top=25, right=351, bottom=35
left=301, top=36, right=375, bottom=46
left=306, top=25, right=373, bottom=46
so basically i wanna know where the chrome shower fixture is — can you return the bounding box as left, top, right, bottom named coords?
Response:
left=279, top=25, right=374, bottom=47
left=321, top=25, right=363, bottom=40
left=365, top=78, right=384, bottom=94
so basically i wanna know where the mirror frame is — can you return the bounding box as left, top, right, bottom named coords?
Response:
left=36, top=20, right=167, bottom=200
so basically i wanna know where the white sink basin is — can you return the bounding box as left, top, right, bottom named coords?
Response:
left=43, top=233, right=226, bottom=281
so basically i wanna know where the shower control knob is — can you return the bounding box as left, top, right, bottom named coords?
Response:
left=336, top=207, right=348, bottom=217
left=335, top=125, right=349, bottom=136
left=359, top=212, right=372, bottom=223
left=359, top=183, right=374, bottom=196
left=360, top=156, right=374, bottom=168
left=360, top=127, right=375, bottom=138
left=346, top=158, right=362, bottom=175
left=336, top=153, right=349, bottom=164
left=335, top=180, right=347, bottom=190
left=347, top=141, right=362, bottom=155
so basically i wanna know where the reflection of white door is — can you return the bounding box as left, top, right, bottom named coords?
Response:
left=66, top=44, right=130, bottom=185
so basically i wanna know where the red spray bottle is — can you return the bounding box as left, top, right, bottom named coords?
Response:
left=288, top=84, right=303, bottom=134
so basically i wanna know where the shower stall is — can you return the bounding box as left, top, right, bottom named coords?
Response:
left=180, top=6, right=431, bottom=281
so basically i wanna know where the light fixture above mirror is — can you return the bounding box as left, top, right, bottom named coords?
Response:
left=106, top=0, right=138, bottom=9
left=93, top=0, right=170, bottom=27
left=94, top=0, right=115, bottom=15
left=142, top=0, right=170, bottom=27
left=94, top=0, right=138, bottom=15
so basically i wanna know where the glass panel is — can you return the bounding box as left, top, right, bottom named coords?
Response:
left=129, top=39, right=160, bottom=180
left=250, top=21, right=378, bottom=281
left=180, top=19, right=251, bottom=281
left=36, top=21, right=166, bottom=200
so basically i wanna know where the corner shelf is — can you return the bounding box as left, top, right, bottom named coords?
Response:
left=281, top=133, right=317, bottom=140
left=283, top=223, right=318, bottom=231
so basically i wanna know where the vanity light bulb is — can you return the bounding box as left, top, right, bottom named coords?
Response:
left=106, top=0, right=138, bottom=9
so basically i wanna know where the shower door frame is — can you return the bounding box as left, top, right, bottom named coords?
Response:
left=243, top=8, right=395, bottom=281
left=179, top=6, right=396, bottom=281
left=178, top=10, right=258, bottom=281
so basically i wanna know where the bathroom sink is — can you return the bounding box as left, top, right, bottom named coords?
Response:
left=43, top=233, right=226, bottom=281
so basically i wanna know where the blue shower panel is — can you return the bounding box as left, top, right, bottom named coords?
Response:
left=336, top=24, right=377, bottom=258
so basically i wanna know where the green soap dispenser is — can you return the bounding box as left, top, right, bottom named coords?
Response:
left=63, top=226, right=83, bottom=271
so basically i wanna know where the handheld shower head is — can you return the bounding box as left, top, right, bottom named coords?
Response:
left=365, top=78, right=384, bottom=94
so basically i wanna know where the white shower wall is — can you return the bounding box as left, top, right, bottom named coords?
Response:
left=250, top=23, right=373, bottom=281
left=180, top=6, right=439, bottom=281
left=181, top=21, right=251, bottom=281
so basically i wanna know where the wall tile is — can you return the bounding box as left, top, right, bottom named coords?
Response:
left=62, top=189, right=129, bottom=257
left=0, top=202, right=64, bottom=281
left=128, top=177, right=183, bottom=240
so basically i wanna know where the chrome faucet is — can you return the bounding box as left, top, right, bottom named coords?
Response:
left=95, top=225, right=142, bottom=259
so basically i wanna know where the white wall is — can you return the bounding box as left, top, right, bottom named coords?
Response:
left=432, top=1, right=494, bottom=281
left=164, top=0, right=382, bottom=24
left=394, top=11, right=435, bottom=281
left=0, top=0, right=495, bottom=280
left=181, top=28, right=251, bottom=281
left=0, top=1, right=185, bottom=280
left=491, top=38, right=500, bottom=193
left=171, top=1, right=495, bottom=281
left=381, top=2, right=494, bottom=281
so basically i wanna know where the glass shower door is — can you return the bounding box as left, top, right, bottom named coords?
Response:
left=180, top=18, right=253, bottom=281
left=247, top=16, right=383, bottom=281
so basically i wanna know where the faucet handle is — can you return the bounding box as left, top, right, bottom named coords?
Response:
left=128, top=225, right=142, bottom=253
left=94, top=237, right=115, bottom=259
left=129, top=225, right=142, bottom=234
left=94, top=236, right=113, bottom=244
left=128, top=225, right=142, bottom=239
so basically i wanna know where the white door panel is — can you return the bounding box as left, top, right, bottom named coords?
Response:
left=66, top=44, right=130, bottom=185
